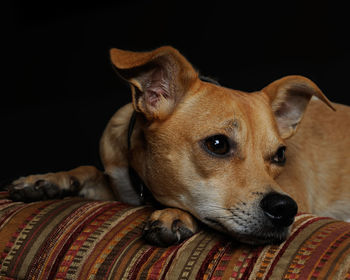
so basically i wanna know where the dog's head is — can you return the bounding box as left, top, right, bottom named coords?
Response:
left=110, top=46, right=334, bottom=244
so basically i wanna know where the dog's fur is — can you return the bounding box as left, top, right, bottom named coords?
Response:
left=9, top=46, right=350, bottom=246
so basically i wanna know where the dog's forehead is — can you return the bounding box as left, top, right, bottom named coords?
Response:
left=181, top=82, right=275, bottom=128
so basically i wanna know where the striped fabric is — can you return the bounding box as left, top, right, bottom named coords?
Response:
left=0, top=192, right=349, bottom=279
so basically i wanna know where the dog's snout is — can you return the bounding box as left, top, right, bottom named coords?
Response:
left=260, top=192, right=298, bottom=227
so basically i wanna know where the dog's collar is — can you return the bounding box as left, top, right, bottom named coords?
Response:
left=127, top=111, right=153, bottom=204
left=127, top=110, right=138, bottom=151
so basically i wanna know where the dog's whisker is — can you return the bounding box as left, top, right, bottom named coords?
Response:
left=210, top=215, right=234, bottom=220
left=205, top=204, right=251, bottom=221
left=205, top=204, right=231, bottom=211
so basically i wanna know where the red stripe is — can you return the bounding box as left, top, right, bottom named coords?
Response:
left=0, top=200, right=11, bottom=206
left=203, top=241, right=235, bottom=279
left=0, top=276, right=16, bottom=280
left=44, top=202, right=122, bottom=279
left=241, top=246, right=264, bottom=280
left=0, top=200, right=56, bottom=272
left=148, top=245, right=179, bottom=279
left=10, top=200, right=77, bottom=274
left=0, top=203, right=27, bottom=227
left=77, top=207, right=148, bottom=279
left=102, top=235, right=142, bottom=279
left=128, top=247, right=157, bottom=279
left=160, top=242, right=185, bottom=280
left=196, top=240, right=225, bottom=280
left=298, top=223, right=350, bottom=278
left=0, top=191, right=10, bottom=199
left=52, top=202, right=128, bottom=279
left=98, top=209, right=150, bottom=279
left=314, top=232, right=350, bottom=278
left=265, top=217, right=329, bottom=279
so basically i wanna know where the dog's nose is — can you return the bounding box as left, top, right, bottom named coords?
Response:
left=260, top=192, right=298, bottom=227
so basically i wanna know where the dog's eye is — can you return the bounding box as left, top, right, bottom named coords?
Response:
left=204, top=135, right=230, bottom=156
left=271, top=146, right=286, bottom=165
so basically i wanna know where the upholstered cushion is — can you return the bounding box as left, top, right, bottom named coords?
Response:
left=0, top=192, right=349, bottom=279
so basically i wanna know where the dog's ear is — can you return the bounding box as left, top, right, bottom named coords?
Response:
left=262, top=75, right=335, bottom=139
left=110, top=46, right=198, bottom=120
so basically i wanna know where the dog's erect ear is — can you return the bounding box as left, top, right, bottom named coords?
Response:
left=110, top=46, right=198, bottom=120
left=262, top=75, right=335, bottom=139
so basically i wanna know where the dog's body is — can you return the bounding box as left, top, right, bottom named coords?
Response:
left=9, top=46, right=350, bottom=246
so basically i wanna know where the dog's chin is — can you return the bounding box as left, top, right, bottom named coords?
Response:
left=232, top=228, right=290, bottom=245
left=204, top=217, right=291, bottom=246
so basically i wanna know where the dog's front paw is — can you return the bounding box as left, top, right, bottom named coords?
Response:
left=143, top=208, right=198, bottom=247
left=8, top=174, right=79, bottom=202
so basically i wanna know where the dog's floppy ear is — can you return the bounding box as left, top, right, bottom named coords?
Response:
left=110, top=46, right=198, bottom=120
left=262, top=75, right=335, bottom=139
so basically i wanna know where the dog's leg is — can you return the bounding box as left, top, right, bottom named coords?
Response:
left=8, top=166, right=115, bottom=202
left=143, top=208, right=199, bottom=247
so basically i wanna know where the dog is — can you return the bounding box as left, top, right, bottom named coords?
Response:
left=8, top=46, right=350, bottom=247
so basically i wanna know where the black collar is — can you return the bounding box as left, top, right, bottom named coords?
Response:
left=127, top=110, right=138, bottom=151
left=127, top=111, right=154, bottom=204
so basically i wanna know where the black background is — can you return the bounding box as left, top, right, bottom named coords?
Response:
left=2, top=0, right=350, bottom=187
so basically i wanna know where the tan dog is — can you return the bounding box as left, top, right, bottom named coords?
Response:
left=9, top=46, right=350, bottom=246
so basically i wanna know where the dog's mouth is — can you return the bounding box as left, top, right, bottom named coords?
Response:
left=204, top=215, right=292, bottom=245
left=202, top=205, right=295, bottom=245
left=200, top=192, right=298, bottom=245
left=232, top=225, right=291, bottom=245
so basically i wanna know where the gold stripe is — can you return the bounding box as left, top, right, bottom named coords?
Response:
left=108, top=236, right=144, bottom=280
left=268, top=218, right=334, bottom=279
left=37, top=201, right=111, bottom=280
left=0, top=200, right=69, bottom=276
left=121, top=246, right=149, bottom=280
left=166, top=231, right=219, bottom=279
left=0, top=203, right=27, bottom=232
left=18, top=200, right=87, bottom=279
left=75, top=206, right=149, bottom=279
left=248, top=214, right=330, bottom=280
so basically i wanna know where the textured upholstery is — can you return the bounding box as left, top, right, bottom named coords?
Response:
left=0, top=192, right=349, bottom=279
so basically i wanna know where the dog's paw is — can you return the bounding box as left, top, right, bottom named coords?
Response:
left=143, top=208, right=198, bottom=247
left=8, top=174, right=80, bottom=202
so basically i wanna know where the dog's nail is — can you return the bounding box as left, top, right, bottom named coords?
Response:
left=143, top=223, right=150, bottom=231
left=34, top=180, right=45, bottom=190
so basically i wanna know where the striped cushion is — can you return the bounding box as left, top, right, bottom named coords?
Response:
left=0, top=193, right=349, bottom=279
